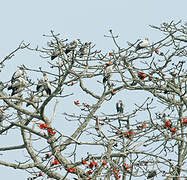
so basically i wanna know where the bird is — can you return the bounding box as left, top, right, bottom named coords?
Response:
left=51, top=43, right=66, bottom=60
left=36, top=73, right=51, bottom=96
left=11, top=67, right=25, bottom=83
left=43, top=81, right=52, bottom=95
left=8, top=77, right=26, bottom=96
left=79, top=42, right=89, bottom=57
left=135, top=38, right=149, bottom=51
left=51, top=50, right=60, bottom=60
left=147, top=170, right=157, bottom=179
left=64, top=39, right=79, bottom=54
left=116, top=100, right=124, bottom=114
left=103, top=62, right=113, bottom=84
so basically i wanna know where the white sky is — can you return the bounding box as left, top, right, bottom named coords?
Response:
left=0, top=0, right=186, bottom=179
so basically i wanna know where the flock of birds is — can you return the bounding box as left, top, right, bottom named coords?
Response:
left=6, top=38, right=149, bottom=108
left=7, top=67, right=52, bottom=107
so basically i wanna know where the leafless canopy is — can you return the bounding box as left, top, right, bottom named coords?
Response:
left=0, top=21, right=186, bottom=180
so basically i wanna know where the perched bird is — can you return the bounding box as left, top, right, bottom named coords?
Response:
left=79, top=42, right=89, bottom=57
left=36, top=73, right=51, bottom=96
left=103, top=62, right=113, bottom=84
left=135, top=38, right=149, bottom=51
left=64, top=39, right=79, bottom=54
left=147, top=170, right=157, bottom=179
left=51, top=50, right=60, bottom=60
left=11, top=67, right=25, bottom=83
left=51, top=43, right=66, bottom=60
left=43, top=81, right=52, bottom=95
left=116, top=100, right=124, bottom=114
left=8, top=77, right=26, bottom=96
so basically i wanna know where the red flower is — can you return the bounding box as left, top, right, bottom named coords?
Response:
left=124, top=131, right=134, bottom=136
left=38, top=172, right=43, bottom=177
left=124, top=163, right=130, bottom=170
left=92, top=161, right=98, bottom=166
left=43, top=132, right=47, bottom=136
left=47, top=128, right=56, bottom=136
left=113, top=143, right=118, bottom=147
left=82, top=160, right=87, bottom=165
left=142, top=122, right=146, bottom=128
left=88, top=161, right=98, bottom=169
left=39, top=123, right=49, bottom=130
left=182, top=118, right=187, bottom=125
left=116, top=130, right=122, bottom=135
left=111, top=90, right=116, bottom=95
left=155, top=49, right=159, bottom=54
left=71, top=82, right=76, bottom=86
left=148, top=75, right=152, bottom=81
left=87, top=170, right=92, bottom=175
left=51, top=158, right=59, bottom=166
left=164, top=121, right=171, bottom=128
left=45, top=153, right=51, bottom=159
left=102, top=160, right=107, bottom=166
left=137, top=72, right=146, bottom=80
left=83, top=103, right=89, bottom=108
left=89, top=73, right=94, bottom=78
left=170, top=127, right=176, bottom=135
left=115, top=174, right=121, bottom=179
left=88, top=162, right=94, bottom=169
left=74, top=100, right=80, bottom=105
left=113, top=169, right=119, bottom=174
left=109, top=52, right=113, bottom=56
left=66, top=168, right=75, bottom=173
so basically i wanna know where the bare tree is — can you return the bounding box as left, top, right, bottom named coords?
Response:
left=0, top=21, right=186, bottom=180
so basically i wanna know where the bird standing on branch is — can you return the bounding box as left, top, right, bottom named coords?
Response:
left=11, top=67, right=25, bottom=83
left=8, top=77, right=26, bottom=96
left=79, top=42, right=89, bottom=57
left=103, top=61, right=113, bottom=84
left=116, top=100, right=124, bottom=114
left=64, top=39, right=79, bottom=54
left=36, top=73, right=51, bottom=96
left=135, top=38, right=149, bottom=51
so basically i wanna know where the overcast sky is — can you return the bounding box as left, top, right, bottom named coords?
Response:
left=0, top=0, right=186, bottom=179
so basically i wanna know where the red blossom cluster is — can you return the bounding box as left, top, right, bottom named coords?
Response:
left=164, top=121, right=172, bottom=129
left=39, top=123, right=56, bottom=136
left=124, top=163, right=130, bottom=170
left=74, top=101, right=91, bottom=111
left=154, top=49, right=159, bottom=54
left=113, top=169, right=121, bottom=179
left=137, top=122, right=146, bottom=130
left=124, top=130, right=134, bottom=138
left=66, top=167, right=76, bottom=173
left=83, top=102, right=89, bottom=108
left=102, top=160, right=107, bottom=166
left=163, top=121, right=176, bottom=135
left=74, top=100, right=80, bottom=105
left=137, top=72, right=146, bottom=80
left=88, top=73, right=94, bottom=78
left=88, top=161, right=98, bottom=169
left=71, top=82, right=76, bottom=86
left=182, top=118, right=187, bottom=125
left=39, top=123, right=49, bottom=130
left=51, top=158, right=59, bottom=166
left=109, top=52, right=113, bottom=56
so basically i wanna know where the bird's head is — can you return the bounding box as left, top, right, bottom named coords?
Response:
left=74, top=39, right=79, bottom=45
